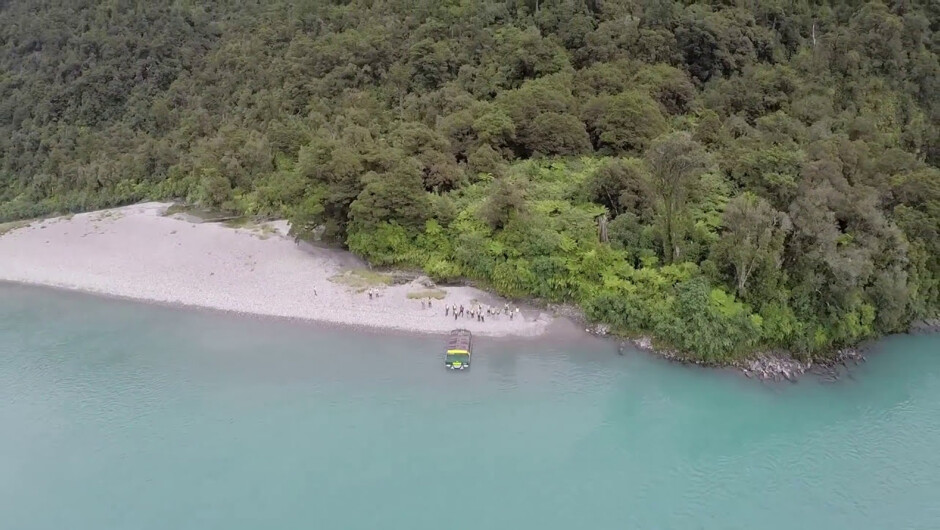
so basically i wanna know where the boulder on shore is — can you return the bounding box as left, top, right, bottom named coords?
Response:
left=737, top=354, right=809, bottom=382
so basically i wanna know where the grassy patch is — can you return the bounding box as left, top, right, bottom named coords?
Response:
left=0, top=220, right=30, bottom=237
left=251, top=223, right=278, bottom=239
left=220, top=219, right=280, bottom=239
left=164, top=203, right=237, bottom=223
left=407, top=288, right=448, bottom=300
left=163, top=204, right=187, bottom=217
left=91, top=210, right=124, bottom=222
left=328, top=269, right=395, bottom=292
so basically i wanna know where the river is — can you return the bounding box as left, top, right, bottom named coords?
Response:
left=1, top=283, right=938, bottom=529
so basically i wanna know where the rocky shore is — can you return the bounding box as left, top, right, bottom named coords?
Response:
left=613, top=333, right=869, bottom=382
left=549, top=290, right=895, bottom=383
left=910, top=318, right=940, bottom=334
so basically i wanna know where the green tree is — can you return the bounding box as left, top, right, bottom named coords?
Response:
left=583, top=158, right=651, bottom=218
left=713, top=193, right=790, bottom=297
left=527, top=113, right=592, bottom=157
left=646, top=132, right=711, bottom=263
left=582, top=91, right=667, bottom=153
left=348, top=157, right=430, bottom=235
left=481, top=176, right=527, bottom=231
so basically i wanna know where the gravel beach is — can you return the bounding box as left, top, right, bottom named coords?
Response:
left=0, top=203, right=554, bottom=337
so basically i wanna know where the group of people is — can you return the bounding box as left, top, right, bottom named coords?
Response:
left=366, top=287, right=521, bottom=324
left=445, top=302, right=520, bottom=323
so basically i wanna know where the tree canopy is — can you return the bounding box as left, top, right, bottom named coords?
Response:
left=1, top=0, right=937, bottom=361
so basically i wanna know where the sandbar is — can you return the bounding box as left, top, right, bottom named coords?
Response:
left=0, top=203, right=555, bottom=337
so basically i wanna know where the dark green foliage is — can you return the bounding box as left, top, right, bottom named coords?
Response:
left=467, top=144, right=506, bottom=177
left=581, top=91, right=667, bottom=153
left=481, top=176, right=527, bottom=231
left=632, top=65, right=697, bottom=116
left=349, top=158, right=430, bottom=234
left=1, top=0, right=937, bottom=362
left=583, top=159, right=651, bottom=218
left=712, top=193, right=789, bottom=298
left=646, top=132, right=711, bottom=264
left=527, top=113, right=592, bottom=157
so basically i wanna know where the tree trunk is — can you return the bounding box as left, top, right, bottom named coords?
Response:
left=664, top=201, right=675, bottom=264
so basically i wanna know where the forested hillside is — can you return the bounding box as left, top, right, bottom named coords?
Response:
left=1, top=1, right=937, bottom=360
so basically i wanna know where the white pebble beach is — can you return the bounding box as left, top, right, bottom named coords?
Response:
left=0, top=203, right=555, bottom=337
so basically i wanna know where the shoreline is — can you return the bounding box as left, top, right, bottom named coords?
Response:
left=0, top=279, right=591, bottom=346
left=616, top=333, right=878, bottom=383
left=3, top=202, right=932, bottom=382
left=0, top=203, right=560, bottom=339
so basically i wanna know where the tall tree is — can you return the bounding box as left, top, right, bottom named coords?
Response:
left=646, top=132, right=710, bottom=263
left=713, top=193, right=790, bottom=297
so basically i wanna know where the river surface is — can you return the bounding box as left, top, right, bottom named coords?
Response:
left=1, top=284, right=938, bottom=529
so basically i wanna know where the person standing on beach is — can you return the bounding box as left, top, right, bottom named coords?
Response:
left=428, top=298, right=432, bottom=309
left=421, top=299, right=426, bottom=309
left=445, top=306, right=449, bottom=317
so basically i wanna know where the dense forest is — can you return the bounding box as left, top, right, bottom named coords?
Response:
left=1, top=0, right=937, bottom=361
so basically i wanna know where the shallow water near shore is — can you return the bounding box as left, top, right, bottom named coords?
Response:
left=2, top=284, right=939, bottom=529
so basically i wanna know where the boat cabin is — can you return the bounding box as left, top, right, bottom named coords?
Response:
left=445, top=329, right=472, bottom=370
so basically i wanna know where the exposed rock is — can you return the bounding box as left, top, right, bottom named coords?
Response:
left=735, top=348, right=865, bottom=382
left=388, top=272, right=416, bottom=285
left=549, top=303, right=586, bottom=321
left=833, top=347, right=865, bottom=365
left=629, top=336, right=683, bottom=361
left=910, top=318, right=940, bottom=334
left=736, top=354, right=810, bottom=382
left=616, top=333, right=872, bottom=382
left=805, top=348, right=865, bottom=382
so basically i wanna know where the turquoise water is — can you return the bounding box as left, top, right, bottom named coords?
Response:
left=1, top=284, right=938, bottom=529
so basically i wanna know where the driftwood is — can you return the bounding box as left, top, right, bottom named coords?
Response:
left=206, top=215, right=244, bottom=223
